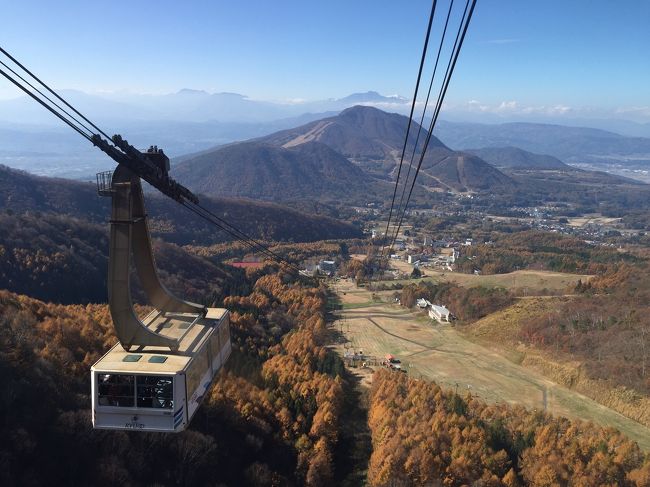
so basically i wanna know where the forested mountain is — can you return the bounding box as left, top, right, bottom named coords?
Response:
left=0, top=165, right=362, bottom=244
left=174, top=106, right=515, bottom=200
left=174, top=140, right=391, bottom=203
left=368, top=369, right=650, bottom=486
left=0, top=270, right=350, bottom=486
left=466, top=146, right=571, bottom=169
left=0, top=211, right=248, bottom=304
left=3, top=267, right=650, bottom=486
left=261, top=106, right=513, bottom=192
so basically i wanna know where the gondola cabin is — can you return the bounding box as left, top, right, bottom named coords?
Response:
left=91, top=308, right=231, bottom=432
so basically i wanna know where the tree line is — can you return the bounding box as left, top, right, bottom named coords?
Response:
left=367, top=369, right=650, bottom=486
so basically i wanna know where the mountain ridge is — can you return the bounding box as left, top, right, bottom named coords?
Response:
left=465, top=146, right=571, bottom=169
left=0, top=164, right=362, bottom=244
left=174, top=106, right=515, bottom=200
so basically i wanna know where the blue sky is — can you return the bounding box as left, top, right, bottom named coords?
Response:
left=2, top=0, right=650, bottom=120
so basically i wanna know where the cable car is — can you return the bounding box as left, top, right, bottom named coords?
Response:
left=90, top=163, right=233, bottom=432
left=92, top=308, right=230, bottom=432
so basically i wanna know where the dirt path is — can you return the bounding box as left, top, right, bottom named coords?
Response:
left=330, top=280, right=650, bottom=451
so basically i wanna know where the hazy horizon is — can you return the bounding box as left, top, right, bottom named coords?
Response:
left=3, top=0, right=650, bottom=124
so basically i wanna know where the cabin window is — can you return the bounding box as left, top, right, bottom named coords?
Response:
left=136, top=376, right=173, bottom=409
left=97, top=374, right=135, bottom=407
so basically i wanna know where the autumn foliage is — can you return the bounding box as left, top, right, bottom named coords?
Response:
left=400, top=280, right=514, bottom=322
left=215, top=272, right=345, bottom=485
left=367, top=369, right=649, bottom=486
left=454, top=230, right=636, bottom=275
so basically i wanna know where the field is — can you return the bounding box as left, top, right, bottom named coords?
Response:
left=568, top=214, right=622, bottom=228
left=388, top=260, right=591, bottom=294
left=329, top=280, right=650, bottom=450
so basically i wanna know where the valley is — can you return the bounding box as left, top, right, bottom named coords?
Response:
left=3, top=104, right=650, bottom=484
left=4, top=1, right=650, bottom=483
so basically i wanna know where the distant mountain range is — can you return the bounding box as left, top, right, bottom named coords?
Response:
left=435, top=120, right=650, bottom=165
left=0, top=89, right=410, bottom=126
left=174, top=105, right=649, bottom=209
left=4, top=88, right=650, bottom=181
left=0, top=90, right=413, bottom=178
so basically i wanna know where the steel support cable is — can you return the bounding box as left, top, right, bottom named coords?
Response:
left=388, top=0, right=455, bottom=250
left=387, top=0, right=471, bottom=255
left=0, top=46, right=114, bottom=142
left=181, top=202, right=292, bottom=268
left=0, top=58, right=95, bottom=138
left=193, top=201, right=303, bottom=272
left=387, top=0, right=477, bottom=254
left=0, top=66, right=93, bottom=142
left=182, top=201, right=304, bottom=275
left=380, top=0, right=438, bottom=260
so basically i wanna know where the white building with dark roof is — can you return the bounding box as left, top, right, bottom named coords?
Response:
left=429, top=304, right=451, bottom=323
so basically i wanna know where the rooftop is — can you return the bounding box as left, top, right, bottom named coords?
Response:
left=92, top=308, right=228, bottom=374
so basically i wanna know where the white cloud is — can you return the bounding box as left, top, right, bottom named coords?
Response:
left=615, top=106, right=650, bottom=118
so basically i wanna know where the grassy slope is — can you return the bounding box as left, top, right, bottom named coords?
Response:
left=465, top=297, right=650, bottom=429
left=330, top=280, right=650, bottom=450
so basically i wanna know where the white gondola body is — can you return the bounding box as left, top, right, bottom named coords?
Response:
left=91, top=308, right=231, bottom=432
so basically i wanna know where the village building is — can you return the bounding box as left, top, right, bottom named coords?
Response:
left=429, top=304, right=451, bottom=323
left=318, top=260, right=337, bottom=275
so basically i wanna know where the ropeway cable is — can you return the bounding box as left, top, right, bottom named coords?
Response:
left=387, top=0, right=478, bottom=255
left=388, top=0, right=456, bottom=251
left=380, top=0, right=438, bottom=260
left=0, top=46, right=114, bottom=142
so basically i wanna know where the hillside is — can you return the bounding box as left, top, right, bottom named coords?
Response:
left=3, top=273, right=650, bottom=486
left=462, top=265, right=650, bottom=429
left=466, top=146, right=570, bottom=169
left=0, top=165, right=362, bottom=244
left=0, top=211, right=248, bottom=304
left=0, top=270, right=348, bottom=486
left=173, top=140, right=389, bottom=203
left=421, top=152, right=514, bottom=192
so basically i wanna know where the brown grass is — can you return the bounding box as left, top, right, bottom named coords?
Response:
left=330, top=281, right=650, bottom=450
